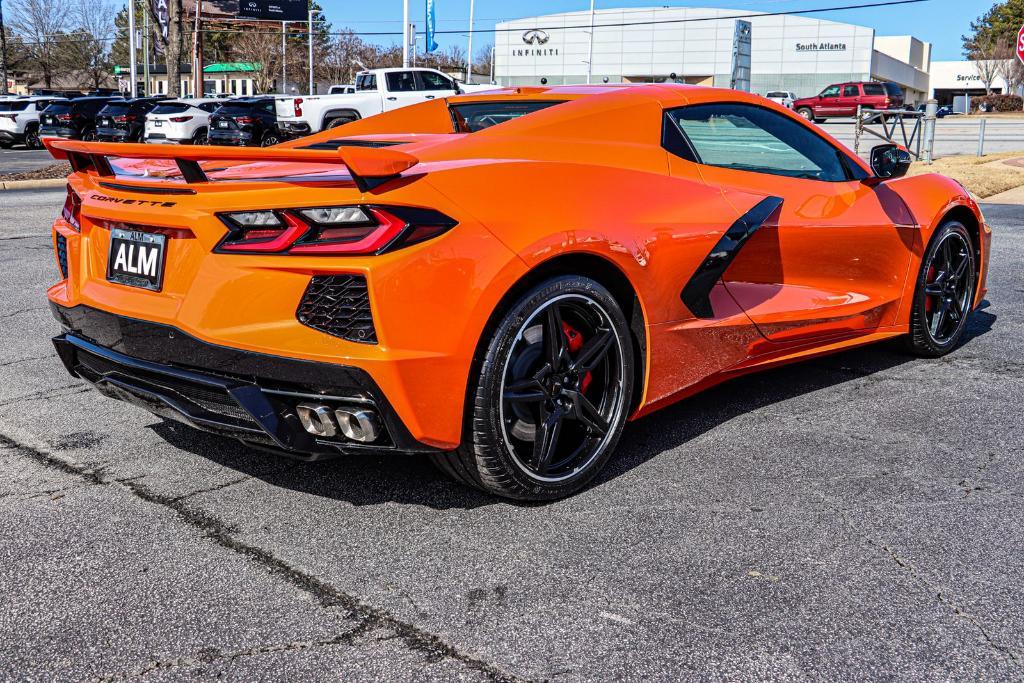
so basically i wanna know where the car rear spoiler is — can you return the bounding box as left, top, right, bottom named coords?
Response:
left=42, top=138, right=419, bottom=192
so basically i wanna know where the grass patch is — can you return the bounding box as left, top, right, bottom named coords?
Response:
left=907, top=151, right=1024, bottom=198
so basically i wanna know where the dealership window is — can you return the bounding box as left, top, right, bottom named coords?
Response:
left=241, top=80, right=249, bottom=96
left=665, top=104, right=864, bottom=182
left=820, top=85, right=840, bottom=97
left=843, top=85, right=859, bottom=97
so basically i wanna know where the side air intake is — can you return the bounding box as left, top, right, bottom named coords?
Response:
left=297, top=275, right=377, bottom=344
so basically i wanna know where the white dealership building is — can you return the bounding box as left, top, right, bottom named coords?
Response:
left=494, top=7, right=932, bottom=103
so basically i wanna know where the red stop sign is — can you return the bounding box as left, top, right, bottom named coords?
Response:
left=1018, top=24, right=1024, bottom=65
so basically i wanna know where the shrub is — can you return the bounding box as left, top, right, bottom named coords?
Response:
left=970, top=94, right=1024, bottom=112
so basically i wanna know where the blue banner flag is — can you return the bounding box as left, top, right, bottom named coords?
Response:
left=426, top=0, right=439, bottom=53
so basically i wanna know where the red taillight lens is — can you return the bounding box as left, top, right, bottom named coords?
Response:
left=216, top=206, right=456, bottom=255
left=169, top=116, right=193, bottom=123
left=293, top=98, right=303, bottom=117
left=61, top=185, right=82, bottom=231
left=56, top=113, right=72, bottom=122
left=234, top=116, right=256, bottom=125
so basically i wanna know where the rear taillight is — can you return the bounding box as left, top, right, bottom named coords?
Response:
left=234, top=116, right=256, bottom=125
left=169, top=116, right=193, bottom=123
left=56, top=113, right=72, bottom=122
left=294, top=98, right=303, bottom=117
left=216, top=206, right=457, bottom=255
left=61, top=185, right=82, bottom=231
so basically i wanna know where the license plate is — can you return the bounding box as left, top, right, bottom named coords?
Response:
left=217, top=120, right=229, bottom=128
left=100, top=118, right=110, bottom=126
left=107, top=228, right=166, bottom=291
left=154, top=120, right=163, bottom=127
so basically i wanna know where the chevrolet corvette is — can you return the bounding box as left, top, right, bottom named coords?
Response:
left=44, top=84, right=990, bottom=500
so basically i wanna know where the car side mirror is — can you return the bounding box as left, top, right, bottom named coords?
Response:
left=870, top=144, right=911, bottom=179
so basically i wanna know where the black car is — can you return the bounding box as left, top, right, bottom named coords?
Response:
left=208, top=98, right=285, bottom=146
left=38, top=96, right=123, bottom=140
left=94, top=97, right=165, bottom=142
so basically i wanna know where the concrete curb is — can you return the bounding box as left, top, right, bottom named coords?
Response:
left=983, top=185, right=1024, bottom=205
left=0, top=178, right=67, bottom=191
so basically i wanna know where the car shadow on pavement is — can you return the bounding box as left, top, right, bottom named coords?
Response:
left=147, top=305, right=996, bottom=510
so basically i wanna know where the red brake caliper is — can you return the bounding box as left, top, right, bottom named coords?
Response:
left=562, top=321, right=593, bottom=393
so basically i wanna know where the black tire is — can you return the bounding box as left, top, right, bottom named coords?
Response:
left=905, top=220, right=976, bottom=357
left=80, top=129, right=96, bottom=142
left=261, top=131, right=282, bottom=147
left=814, top=117, right=826, bottom=124
left=0, top=140, right=12, bottom=149
left=191, top=128, right=208, bottom=146
left=326, top=116, right=355, bottom=130
left=431, top=275, right=635, bottom=501
left=797, top=107, right=814, bottom=121
left=23, top=125, right=42, bottom=150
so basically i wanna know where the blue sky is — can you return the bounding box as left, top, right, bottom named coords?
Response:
left=317, top=0, right=988, bottom=61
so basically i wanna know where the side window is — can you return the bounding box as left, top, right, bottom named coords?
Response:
left=418, top=71, right=455, bottom=91
left=820, top=85, right=840, bottom=97
left=665, top=103, right=860, bottom=182
left=356, top=74, right=376, bottom=91
left=843, top=85, right=859, bottom=97
left=862, top=83, right=886, bottom=96
left=261, top=100, right=274, bottom=113
left=386, top=71, right=417, bottom=92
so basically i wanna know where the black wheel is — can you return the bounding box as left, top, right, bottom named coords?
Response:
left=814, top=117, right=826, bottom=123
left=797, top=107, right=814, bottom=121
left=0, top=140, right=11, bottom=149
left=432, top=276, right=635, bottom=501
left=80, top=129, right=96, bottom=142
left=24, top=126, right=42, bottom=149
left=906, top=221, right=976, bottom=357
left=191, top=128, right=208, bottom=146
left=261, top=131, right=282, bottom=147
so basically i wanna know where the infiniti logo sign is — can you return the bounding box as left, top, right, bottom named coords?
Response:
left=522, top=29, right=550, bottom=45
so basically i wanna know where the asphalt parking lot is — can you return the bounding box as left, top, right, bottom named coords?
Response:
left=0, top=188, right=1022, bottom=680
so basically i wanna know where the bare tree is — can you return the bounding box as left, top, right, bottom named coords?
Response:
left=232, top=29, right=284, bottom=94
left=971, top=36, right=1002, bottom=95
left=995, top=37, right=1024, bottom=100
left=6, top=0, right=70, bottom=87
left=150, top=0, right=185, bottom=96
left=473, top=43, right=493, bottom=81
left=66, top=0, right=115, bottom=90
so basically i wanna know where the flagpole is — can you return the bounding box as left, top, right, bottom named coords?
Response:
left=586, top=0, right=595, bottom=84
left=402, top=0, right=409, bottom=67
left=465, top=0, right=474, bottom=84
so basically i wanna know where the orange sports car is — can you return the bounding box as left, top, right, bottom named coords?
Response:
left=44, top=84, right=990, bottom=501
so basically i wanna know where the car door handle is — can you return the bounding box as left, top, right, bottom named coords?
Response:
left=425, top=95, right=435, bottom=99
left=387, top=97, right=397, bottom=101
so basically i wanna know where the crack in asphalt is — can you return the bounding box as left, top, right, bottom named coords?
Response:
left=832, top=503, right=1022, bottom=668
left=0, top=306, right=46, bottom=320
left=0, top=353, right=56, bottom=369
left=0, top=432, right=526, bottom=683
left=94, top=628, right=369, bottom=681
left=0, top=384, right=90, bottom=408
left=168, top=475, right=253, bottom=503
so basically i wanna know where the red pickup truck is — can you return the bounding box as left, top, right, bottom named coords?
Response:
left=793, top=82, right=904, bottom=122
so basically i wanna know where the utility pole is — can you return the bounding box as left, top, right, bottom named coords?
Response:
left=128, top=0, right=138, bottom=97
left=143, top=3, right=150, bottom=95
left=281, top=21, right=286, bottom=94
left=308, top=9, right=318, bottom=95
left=193, top=0, right=204, bottom=97
left=402, top=0, right=409, bottom=67
left=586, top=0, right=595, bottom=84
left=0, top=0, right=9, bottom=95
left=465, top=0, right=474, bottom=84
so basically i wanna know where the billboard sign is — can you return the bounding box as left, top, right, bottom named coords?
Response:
left=236, top=0, right=307, bottom=22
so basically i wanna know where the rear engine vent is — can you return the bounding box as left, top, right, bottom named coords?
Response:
left=55, top=234, right=69, bottom=279
left=297, top=275, right=377, bottom=344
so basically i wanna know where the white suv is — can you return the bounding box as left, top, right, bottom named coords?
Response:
left=144, top=98, right=227, bottom=145
left=0, top=96, right=66, bottom=149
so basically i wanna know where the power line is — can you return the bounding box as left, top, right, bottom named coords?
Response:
left=10, top=0, right=930, bottom=46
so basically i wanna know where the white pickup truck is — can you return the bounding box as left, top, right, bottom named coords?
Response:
left=275, top=67, right=494, bottom=137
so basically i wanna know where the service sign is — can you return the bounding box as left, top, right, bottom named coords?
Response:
left=236, top=0, right=306, bottom=22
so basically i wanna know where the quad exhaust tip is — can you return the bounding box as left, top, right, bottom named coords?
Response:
left=296, top=403, right=380, bottom=443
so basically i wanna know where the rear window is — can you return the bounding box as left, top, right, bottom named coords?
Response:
left=0, top=101, right=30, bottom=112
left=765, top=92, right=788, bottom=98
left=43, top=101, right=74, bottom=114
left=862, top=84, right=885, bottom=96
left=151, top=103, right=190, bottom=115
left=450, top=100, right=564, bottom=132
left=100, top=103, right=132, bottom=115
left=215, top=103, right=257, bottom=115
left=355, top=73, right=376, bottom=91
left=883, top=82, right=903, bottom=96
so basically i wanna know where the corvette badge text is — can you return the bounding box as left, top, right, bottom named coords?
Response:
left=90, top=194, right=177, bottom=208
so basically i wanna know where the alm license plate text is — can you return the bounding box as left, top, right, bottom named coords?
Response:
left=107, top=228, right=166, bottom=291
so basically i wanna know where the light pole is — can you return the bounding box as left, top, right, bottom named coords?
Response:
left=0, top=0, right=9, bottom=95
left=465, top=0, right=474, bottom=84
left=308, top=9, right=320, bottom=95
left=402, top=0, right=409, bottom=67
left=586, top=0, right=595, bottom=84
left=128, top=0, right=138, bottom=97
